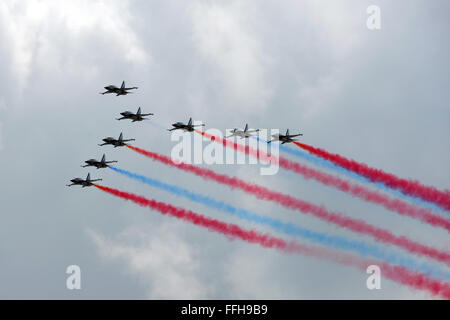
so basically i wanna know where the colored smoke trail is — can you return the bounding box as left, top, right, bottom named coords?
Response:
left=293, top=141, right=450, bottom=212
left=195, top=131, right=450, bottom=233
left=145, top=119, right=445, bottom=213
left=251, top=136, right=445, bottom=214
left=126, top=145, right=450, bottom=266
left=93, top=184, right=450, bottom=299
left=275, top=139, right=446, bottom=214
left=109, top=165, right=450, bottom=281
left=145, top=120, right=168, bottom=130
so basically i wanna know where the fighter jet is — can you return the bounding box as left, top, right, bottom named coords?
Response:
left=66, top=173, right=102, bottom=187
left=226, top=124, right=260, bottom=139
left=268, top=129, right=303, bottom=144
left=116, top=107, right=154, bottom=122
left=99, top=132, right=135, bottom=147
left=100, top=81, right=138, bottom=96
left=81, top=154, right=118, bottom=169
left=168, top=117, right=205, bottom=132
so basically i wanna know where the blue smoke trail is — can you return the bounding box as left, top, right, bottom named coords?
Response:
left=145, top=120, right=168, bottom=131
left=253, top=136, right=447, bottom=215
left=109, top=165, right=450, bottom=281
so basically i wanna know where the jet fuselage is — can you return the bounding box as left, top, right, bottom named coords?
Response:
left=101, top=138, right=127, bottom=147
left=84, top=159, right=108, bottom=169
left=171, top=123, right=194, bottom=132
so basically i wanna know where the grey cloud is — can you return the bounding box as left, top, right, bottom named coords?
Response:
left=0, top=0, right=448, bottom=299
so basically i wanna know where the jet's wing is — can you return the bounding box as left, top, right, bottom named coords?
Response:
left=123, top=139, right=136, bottom=142
left=288, top=134, right=303, bottom=138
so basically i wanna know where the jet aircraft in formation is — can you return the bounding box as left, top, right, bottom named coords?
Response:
left=116, top=107, right=153, bottom=122
left=70, top=80, right=305, bottom=188
left=100, top=81, right=138, bottom=96
left=81, top=154, right=118, bottom=169
left=66, top=173, right=102, bottom=187
left=168, top=117, right=205, bottom=132
left=98, top=133, right=135, bottom=148
left=227, top=124, right=260, bottom=139
left=268, top=129, right=303, bottom=144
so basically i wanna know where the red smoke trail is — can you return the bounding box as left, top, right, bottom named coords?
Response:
left=126, top=145, right=450, bottom=267
left=293, top=141, right=450, bottom=212
left=194, top=131, right=450, bottom=233
left=94, top=184, right=450, bottom=299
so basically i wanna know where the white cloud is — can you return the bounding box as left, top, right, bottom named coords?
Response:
left=296, top=74, right=341, bottom=119
left=188, top=1, right=272, bottom=112
left=0, top=0, right=149, bottom=91
left=298, top=1, right=364, bottom=59
left=88, top=223, right=211, bottom=299
left=225, top=248, right=286, bottom=299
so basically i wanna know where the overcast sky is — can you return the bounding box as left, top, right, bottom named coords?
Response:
left=0, top=0, right=449, bottom=299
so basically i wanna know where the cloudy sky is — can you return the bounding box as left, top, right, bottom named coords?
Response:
left=0, top=0, right=449, bottom=299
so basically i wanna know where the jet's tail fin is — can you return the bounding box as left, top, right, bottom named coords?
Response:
left=121, top=81, right=125, bottom=89
left=188, top=118, right=192, bottom=126
left=244, top=124, right=248, bottom=132
left=86, top=173, right=91, bottom=182
left=286, top=129, right=290, bottom=136
left=101, top=154, right=106, bottom=163
left=118, top=132, right=123, bottom=141
left=137, top=107, right=141, bottom=115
